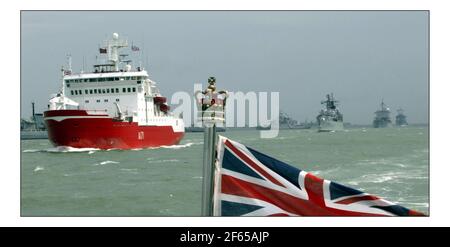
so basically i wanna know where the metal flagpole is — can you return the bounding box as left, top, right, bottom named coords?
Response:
left=201, top=124, right=216, bottom=216
left=197, top=77, right=228, bottom=216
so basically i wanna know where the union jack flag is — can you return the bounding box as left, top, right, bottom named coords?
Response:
left=213, top=136, right=424, bottom=216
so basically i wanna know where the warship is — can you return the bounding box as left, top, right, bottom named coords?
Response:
left=395, top=108, right=408, bottom=127
left=21, top=102, right=48, bottom=140
left=316, top=93, right=344, bottom=132
left=373, top=100, right=393, bottom=128
left=256, top=111, right=312, bottom=130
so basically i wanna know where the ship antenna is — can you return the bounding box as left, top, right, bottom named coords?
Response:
left=106, top=33, right=128, bottom=71
left=67, top=54, right=72, bottom=72
left=82, top=55, right=85, bottom=73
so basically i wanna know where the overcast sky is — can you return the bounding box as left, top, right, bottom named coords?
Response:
left=21, top=11, right=428, bottom=124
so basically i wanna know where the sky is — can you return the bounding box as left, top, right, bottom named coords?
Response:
left=21, top=11, right=429, bottom=124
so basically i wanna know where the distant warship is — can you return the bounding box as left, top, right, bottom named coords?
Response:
left=21, top=102, right=48, bottom=140
left=257, top=111, right=312, bottom=130
left=395, top=108, right=408, bottom=127
left=316, top=93, right=344, bottom=132
left=373, top=100, right=393, bottom=128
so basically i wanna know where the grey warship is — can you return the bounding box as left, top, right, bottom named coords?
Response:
left=256, top=111, right=313, bottom=130
left=373, top=100, right=393, bottom=128
left=395, top=108, right=408, bottom=127
left=21, top=102, right=48, bottom=140
left=316, top=93, right=344, bottom=132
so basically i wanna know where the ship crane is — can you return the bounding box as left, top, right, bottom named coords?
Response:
left=113, top=102, right=125, bottom=121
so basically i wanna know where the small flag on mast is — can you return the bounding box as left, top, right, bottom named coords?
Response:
left=213, top=136, right=424, bottom=216
left=131, top=45, right=140, bottom=51
left=99, top=48, right=107, bottom=54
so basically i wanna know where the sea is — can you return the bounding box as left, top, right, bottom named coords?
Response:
left=21, top=127, right=429, bottom=216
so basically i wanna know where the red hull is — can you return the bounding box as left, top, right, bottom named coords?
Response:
left=44, top=110, right=184, bottom=150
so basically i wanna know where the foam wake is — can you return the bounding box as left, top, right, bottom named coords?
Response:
left=23, top=146, right=101, bottom=153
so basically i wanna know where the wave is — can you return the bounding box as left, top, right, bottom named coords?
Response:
left=147, top=159, right=180, bottom=164
left=93, top=160, right=120, bottom=166
left=33, top=166, right=44, bottom=172
left=160, top=142, right=202, bottom=149
left=23, top=146, right=101, bottom=153
left=23, top=142, right=202, bottom=153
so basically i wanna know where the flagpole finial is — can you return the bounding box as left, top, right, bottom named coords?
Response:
left=195, top=77, right=228, bottom=128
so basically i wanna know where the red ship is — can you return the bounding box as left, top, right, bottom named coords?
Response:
left=44, top=33, right=185, bottom=149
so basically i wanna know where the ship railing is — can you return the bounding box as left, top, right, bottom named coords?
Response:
left=86, top=109, right=109, bottom=115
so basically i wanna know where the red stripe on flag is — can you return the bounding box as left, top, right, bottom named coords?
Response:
left=221, top=174, right=385, bottom=216
left=224, top=140, right=285, bottom=188
left=304, top=173, right=326, bottom=207
left=334, top=195, right=380, bottom=205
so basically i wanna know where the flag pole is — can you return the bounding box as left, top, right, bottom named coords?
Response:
left=201, top=123, right=216, bottom=216
left=197, top=77, right=228, bottom=216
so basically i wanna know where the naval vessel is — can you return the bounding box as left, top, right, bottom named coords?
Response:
left=316, top=93, right=344, bottom=132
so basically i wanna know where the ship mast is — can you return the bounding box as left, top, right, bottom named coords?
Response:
left=105, top=33, right=128, bottom=71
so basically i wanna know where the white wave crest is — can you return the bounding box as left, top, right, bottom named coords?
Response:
left=93, top=160, right=120, bottom=166
left=24, top=146, right=100, bottom=153
left=147, top=159, right=180, bottom=164
left=160, top=142, right=202, bottom=149
left=33, top=166, right=44, bottom=172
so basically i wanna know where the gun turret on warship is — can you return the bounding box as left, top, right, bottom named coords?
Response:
left=373, top=100, right=393, bottom=128
left=316, top=93, right=344, bottom=132
left=395, top=108, right=408, bottom=127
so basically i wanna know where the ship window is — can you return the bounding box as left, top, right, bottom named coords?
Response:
left=132, top=87, right=136, bottom=92
left=75, top=90, right=78, bottom=95
left=89, top=78, right=96, bottom=82
left=94, top=89, right=98, bottom=94
left=90, top=89, right=93, bottom=94
left=123, top=88, right=126, bottom=93
left=116, top=99, right=120, bottom=102
left=137, top=80, right=141, bottom=84
left=85, top=90, right=88, bottom=94
left=85, top=100, right=89, bottom=103
left=98, top=78, right=105, bottom=82
left=79, top=90, right=82, bottom=95
left=67, top=84, right=70, bottom=88
left=71, top=90, right=74, bottom=95
left=125, top=77, right=131, bottom=80
left=127, top=88, right=131, bottom=92
left=107, top=77, right=114, bottom=81
left=131, top=76, right=137, bottom=80
left=84, top=79, right=88, bottom=82
left=102, top=89, right=106, bottom=93
left=107, top=88, right=110, bottom=93
left=114, top=77, right=120, bottom=81
left=104, top=99, right=108, bottom=102
left=96, top=99, right=100, bottom=103
left=115, top=88, right=119, bottom=93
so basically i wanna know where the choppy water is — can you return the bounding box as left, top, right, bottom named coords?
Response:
left=21, top=127, right=429, bottom=216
